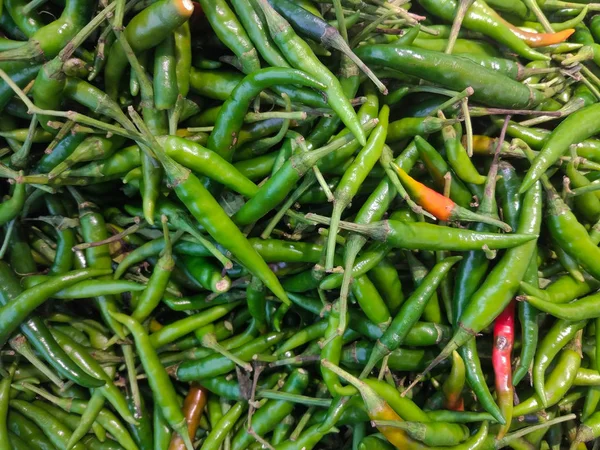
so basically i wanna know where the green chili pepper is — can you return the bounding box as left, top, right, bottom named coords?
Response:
left=355, top=45, right=545, bottom=109
left=258, top=0, right=365, bottom=145
left=110, top=311, right=195, bottom=450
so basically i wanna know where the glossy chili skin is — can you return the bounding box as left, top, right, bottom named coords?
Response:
left=259, top=0, right=365, bottom=145
left=198, top=0, right=260, bottom=75
left=360, top=256, right=461, bottom=377
left=104, top=0, right=194, bottom=99
left=418, top=0, right=549, bottom=60
left=206, top=67, right=325, bottom=161
left=111, top=311, right=194, bottom=450
left=521, top=103, right=600, bottom=192
left=0, top=261, right=105, bottom=388
left=355, top=45, right=544, bottom=109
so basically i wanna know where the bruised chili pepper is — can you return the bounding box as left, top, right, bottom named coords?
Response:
left=493, top=300, right=515, bottom=439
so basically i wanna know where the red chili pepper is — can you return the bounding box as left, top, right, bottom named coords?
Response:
left=391, top=163, right=511, bottom=231
left=493, top=300, right=515, bottom=439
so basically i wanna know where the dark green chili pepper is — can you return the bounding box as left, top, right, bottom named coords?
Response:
left=360, top=256, right=461, bottom=377
left=176, top=331, right=285, bottom=381
left=355, top=45, right=545, bottom=109
left=231, top=368, right=310, bottom=450
left=198, top=0, right=260, bottom=75
left=258, top=0, right=366, bottom=145
left=206, top=67, right=325, bottom=162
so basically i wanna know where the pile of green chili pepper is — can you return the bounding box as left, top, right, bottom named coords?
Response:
left=3, top=0, right=600, bottom=448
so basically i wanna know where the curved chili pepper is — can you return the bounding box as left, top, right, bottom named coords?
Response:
left=258, top=0, right=365, bottom=146
left=9, top=400, right=87, bottom=450
left=104, top=0, right=194, bottom=99
left=110, top=311, right=194, bottom=450
left=206, top=67, right=325, bottom=161
left=360, top=256, right=461, bottom=377
left=355, top=45, right=545, bottom=109
left=0, top=0, right=93, bottom=61
left=521, top=103, right=600, bottom=192
left=418, top=0, right=549, bottom=60
left=410, top=180, right=541, bottom=390
left=492, top=300, right=515, bottom=439
left=513, top=330, right=582, bottom=416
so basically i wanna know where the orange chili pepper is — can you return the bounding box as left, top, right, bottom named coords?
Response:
left=391, top=163, right=512, bottom=231
left=168, top=383, right=208, bottom=450
left=502, top=20, right=575, bottom=48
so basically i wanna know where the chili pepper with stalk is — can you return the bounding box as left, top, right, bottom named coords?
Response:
left=131, top=216, right=174, bottom=323
left=413, top=135, right=473, bottom=208
left=128, top=112, right=292, bottom=306
left=232, top=119, right=377, bottom=227
left=103, top=0, right=194, bottom=100
left=355, top=45, right=545, bottom=109
left=405, top=178, right=541, bottom=394
left=107, top=311, right=193, bottom=450
left=197, top=0, right=260, bottom=75
left=357, top=255, right=461, bottom=376
left=391, top=162, right=511, bottom=230
left=257, top=0, right=366, bottom=146
left=206, top=68, right=326, bottom=162
left=267, top=0, right=387, bottom=94
left=520, top=103, right=600, bottom=192
left=325, top=104, right=389, bottom=271
left=324, top=359, right=489, bottom=449
left=301, top=212, right=537, bottom=252
left=9, top=400, right=88, bottom=450
left=0, top=0, right=94, bottom=62
left=231, top=368, right=310, bottom=450
left=50, top=328, right=138, bottom=426
left=168, top=383, right=208, bottom=450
